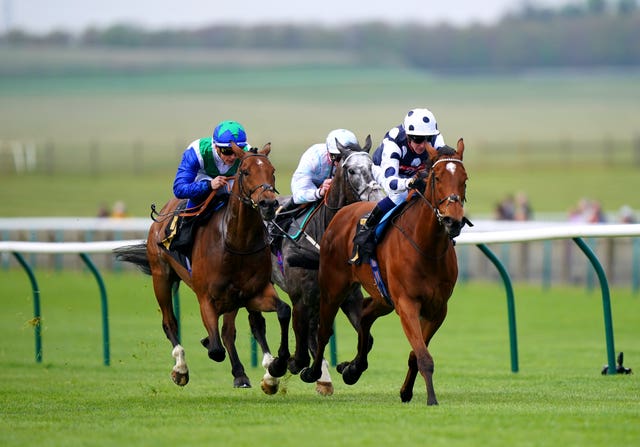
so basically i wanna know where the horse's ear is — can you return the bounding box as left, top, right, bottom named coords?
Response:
left=336, top=139, right=350, bottom=158
left=230, top=141, right=245, bottom=158
left=259, top=142, right=271, bottom=157
left=362, top=135, right=372, bottom=153
left=426, top=142, right=439, bottom=160
left=456, top=138, right=465, bottom=159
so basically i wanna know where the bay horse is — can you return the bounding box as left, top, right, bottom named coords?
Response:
left=114, top=143, right=290, bottom=393
left=269, top=136, right=385, bottom=395
left=300, top=138, right=469, bottom=405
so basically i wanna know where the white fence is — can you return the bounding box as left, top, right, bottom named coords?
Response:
left=2, top=220, right=639, bottom=373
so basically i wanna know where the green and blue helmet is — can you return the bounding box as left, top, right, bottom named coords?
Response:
left=213, top=120, right=247, bottom=147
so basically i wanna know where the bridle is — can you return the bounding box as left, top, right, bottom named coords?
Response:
left=391, top=156, right=467, bottom=258
left=324, top=151, right=380, bottom=211
left=234, top=153, right=279, bottom=209
left=418, top=157, right=466, bottom=225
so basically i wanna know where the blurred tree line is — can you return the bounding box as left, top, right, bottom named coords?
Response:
left=2, top=0, right=639, bottom=73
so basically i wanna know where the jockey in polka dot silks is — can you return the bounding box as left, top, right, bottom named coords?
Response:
left=350, top=108, right=446, bottom=265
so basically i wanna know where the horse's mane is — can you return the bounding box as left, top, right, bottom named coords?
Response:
left=438, top=145, right=457, bottom=157
left=342, top=142, right=363, bottom=152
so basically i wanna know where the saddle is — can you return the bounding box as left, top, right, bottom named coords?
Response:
left=268, top=198, right=317, bottom=255
left=161, top=196, right=227, bottom=263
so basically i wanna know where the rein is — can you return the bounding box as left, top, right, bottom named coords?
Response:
left=389, top=157, right=466, bottom=259
left=224, top=153, right=277, bottom=255
left=234, top=153, right=279, bottom=209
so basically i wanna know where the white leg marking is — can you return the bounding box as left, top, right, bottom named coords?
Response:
left=319, top=358, right=332, bottom=383
left=261, top=352, right=279, bottom=386
left=171, top=345, right=188, bottom=374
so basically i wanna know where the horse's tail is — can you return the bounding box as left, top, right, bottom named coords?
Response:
left=113, top=243, right=151, bottom=275
left=286, top=247, right=320, bottom=270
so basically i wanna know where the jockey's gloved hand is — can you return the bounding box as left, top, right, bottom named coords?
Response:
left=408, top=170, right=428, bottom=190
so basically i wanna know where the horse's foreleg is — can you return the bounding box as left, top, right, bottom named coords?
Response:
left=288, top=299, right=311, bottom=375
left=340, top=297, right=390, bottom=385
left=221, top=310, right=251, bottom=388
left=197, top=295, right=225, bottom=362
left=341, top=292, right=374, bottom=353
left=396, top=299, right=440, bottom=406
left=300, top=293, right=341, bottom=384
left=399, top=351, right=418, bottom=403
left=247, top=311, right=280, bottom=395
left=267, top=297, right=291, bottom=378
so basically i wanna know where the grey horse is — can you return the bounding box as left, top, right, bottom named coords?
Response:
left=269, top=136, right=385, bottom=395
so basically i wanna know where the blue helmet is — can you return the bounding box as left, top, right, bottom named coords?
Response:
left=213, top=120, right=247, bottom=147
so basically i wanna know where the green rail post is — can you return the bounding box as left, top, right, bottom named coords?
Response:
left=12, top=252, right=42, bottom=363
left=572, top=237, right=617, bottom=375
left=477, top=244, right=519, bottom=373
left=79, top=253, right=110, bottom=366
left=633, top=238, right=639, bottom=295
left=171, top=282, right=181, bottom=342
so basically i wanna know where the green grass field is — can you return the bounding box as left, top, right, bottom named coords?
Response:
left=1, top=270, right=637, bottom=446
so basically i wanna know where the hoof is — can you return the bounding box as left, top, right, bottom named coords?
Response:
left=287, top=357, right=308, bottom=375
left=341, top=364, right=362, bottom=385
left=427, top=399, right=439, bottom=406
left=267, top=357, right=288, bottom=378
left=316, top=381, right=334, bottom=396
left=233, top=376, right=252, bottom=388
left=336, top=361, right=349, bottom=374
left=260, top=378, right=280, bottom=395
left=400, top=389, right=413, bottom=403
left=300, top=367, right=319, bottom=383
left=171, top=370, right=189, bottom=386
left=208, top=348, right=226, bottom=362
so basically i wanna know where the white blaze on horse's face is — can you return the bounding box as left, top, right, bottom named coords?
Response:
left=446, top=162, right=457, bottom=175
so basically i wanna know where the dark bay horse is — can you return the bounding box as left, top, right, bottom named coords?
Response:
left=270, top=136, right=385, bottom=395
left=300, top=139, right=469, bottom=405
left=114, top=143, right=290, bottom=393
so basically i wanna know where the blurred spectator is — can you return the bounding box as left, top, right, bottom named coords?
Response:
left=111, top=201, right=127, bottom=218
left=618, top=205, right=637, bottom=223
left=568, top=198, right=606, bottom=223
left=495, top=194, right=515, bottom=220
left=97, top=203, right=110, bottom=218
left=586, top=200, right=606, bottom=223
left=514, top=191, right=533, bottom=221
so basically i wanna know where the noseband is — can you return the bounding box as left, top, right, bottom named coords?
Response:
left=236, top=154, right=278, bottom=209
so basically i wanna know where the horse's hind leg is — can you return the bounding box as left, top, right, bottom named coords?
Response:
left=221, top=310, right=252, bottom=389
left=151, top=274, right=189, bottom=386
left=247, top=283, right=291, bottom=383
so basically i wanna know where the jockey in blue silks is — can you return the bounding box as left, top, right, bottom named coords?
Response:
left=170, top=120, right=249, bottom=255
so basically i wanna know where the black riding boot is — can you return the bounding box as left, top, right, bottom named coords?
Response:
left=349, top=204, right=386, bottom=265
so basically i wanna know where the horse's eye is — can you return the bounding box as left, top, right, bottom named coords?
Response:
left=348, top=168, right=356, bottom=175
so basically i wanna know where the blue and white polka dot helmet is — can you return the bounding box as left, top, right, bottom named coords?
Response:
left=403, top=108, right=439, bottom=136
left=213, top=120, right=247, bottom=147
